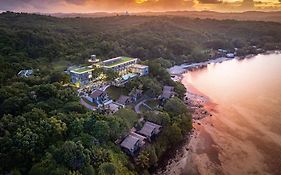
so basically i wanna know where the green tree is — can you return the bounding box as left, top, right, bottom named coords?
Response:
left=147, top=147, right=158, bottom=167
left=105, top=70, right=119, bottom=81
left=140, top=77, right=162, bottom=97
left=136, top=152, right=150, bottom=170
left=53, top=141, right=89, bottom=170
left=81, top=165, right=96, bottom=175
left=164, top=124, right=183, bottom=147
left=164, top=97, right=188, bottom=116
left=173, top=82, right=186, bottom=99
left=99, top=163, right=117, bottom=175
left=92, top=120, right=110, bottom=142
left=114, top=108, right=138, bottom=129
left=89, top=147, right=111, bottom=168
left=144, top=111, right=170, bottom=127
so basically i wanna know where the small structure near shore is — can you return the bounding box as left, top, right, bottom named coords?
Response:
left=120, top=132, right=145, bottom=156
left=137, top=121, right=162, bottom=141
left=120, top=121, right=162, bottom=156
left=120, top=135, right=141, bottom=156
left=160, top=86, right=175, bottom=100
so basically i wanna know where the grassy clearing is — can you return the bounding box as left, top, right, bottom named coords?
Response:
left=72, top=67, right=94, bottom=74
left=105, top=86, right=129, bottom=100
left=51, top=60, right=71, bottom=71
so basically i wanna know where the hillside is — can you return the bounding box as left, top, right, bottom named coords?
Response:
left=1, top=11, right=281, bottom=85
left=52, top=11, right=281, bottom=23
left=138, top=11, right=281, bottom=23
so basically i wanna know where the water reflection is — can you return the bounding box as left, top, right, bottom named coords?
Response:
left=182, top=53, right=281, bottom=175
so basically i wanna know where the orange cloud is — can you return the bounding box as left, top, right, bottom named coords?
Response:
left=0, top=0, right=280, bottom=12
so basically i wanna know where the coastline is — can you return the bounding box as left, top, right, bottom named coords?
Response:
left=154, top=83, right=214, bottom=175
left=168, top=50, right=281, bottom=76
left=154, top=50, right=281, bottom=175
left=154, top=67, right=216, bottom=175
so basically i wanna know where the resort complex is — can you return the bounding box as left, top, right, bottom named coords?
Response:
left=70, top=66, right=95, bottom=86
left=99, top=56, right=138, bottom=74
left=67, top=55, right=150, bottom=112
left=69, top=56, right=148, bottom=87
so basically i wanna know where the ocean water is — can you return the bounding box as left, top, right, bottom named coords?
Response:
left=181, top=52, right=281, bottom=175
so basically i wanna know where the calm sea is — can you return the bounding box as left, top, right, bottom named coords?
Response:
left=182, top=52, right=281, bottom=175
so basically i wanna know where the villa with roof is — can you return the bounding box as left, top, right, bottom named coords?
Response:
left=137, top=121, right=162, bottom=141
left=120, top=121, right=162, bottom=156
left=120, top=134, right=142, bottom=156
left=120, top=131, right=146, bottom=156
left=85, top=89, right=112, bottom=107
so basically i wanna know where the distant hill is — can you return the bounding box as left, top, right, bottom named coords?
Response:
left=1, top=11, right=281, bottom=80
left=138, top=11, right=281, bottom=23
left=50, top=11, right=281, bottom=23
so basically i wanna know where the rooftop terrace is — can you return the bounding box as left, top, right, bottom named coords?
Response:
left=103, top=57, right=137, bottom=68
left=71, top=67, right=94, bottom=74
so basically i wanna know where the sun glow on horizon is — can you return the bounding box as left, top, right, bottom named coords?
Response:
left=0, top=0, right=280, bottom=13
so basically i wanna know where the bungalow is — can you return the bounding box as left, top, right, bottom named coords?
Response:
left=116, top=95, right=131, bottom=106
left=137, top=121, right=162, bottom=141
left=160, top=86, right=175, bottom=100
left=86, top=90, right=111, bottom=107
left=120, top=134, right=141, bottom=156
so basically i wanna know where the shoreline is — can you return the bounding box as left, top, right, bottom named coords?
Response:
left=154, top=49, right=281, bottom=175
left=154, top=81, right=214, bottom=175
left=168, top=50, right=281, bottom=77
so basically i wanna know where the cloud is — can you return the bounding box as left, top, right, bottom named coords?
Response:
left=0, top=0, right=279, bottom=12
left=65, top=0, right=87, bottom=5
left=0, top=0, right=62, bottom=11
left=240, top=0, right=255, bottom=9
left=135, top=0, right=195, bottom=11
left=0, top=0, right=195, bottom=12
left=197, top=0, right=222, bottom=4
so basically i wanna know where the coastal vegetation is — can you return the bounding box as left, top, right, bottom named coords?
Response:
left=1, top=11, right=281, bottom=85
left=1, top=11, right=281, bottom=175
left=0, top=56, right=191, bottom=174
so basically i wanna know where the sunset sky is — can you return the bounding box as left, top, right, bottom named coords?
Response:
left=0, top=0, right=280, bottom=13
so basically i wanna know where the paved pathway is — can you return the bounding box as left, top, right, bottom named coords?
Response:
left=142, top=102, right=152, bottom=110
left=134, top=97, right=156, bottom=114
left=134, top=99, right=148, bottom=114
left=80, top=99, right=96, bottom=111
left=100, top=84, right=111, bottom=91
